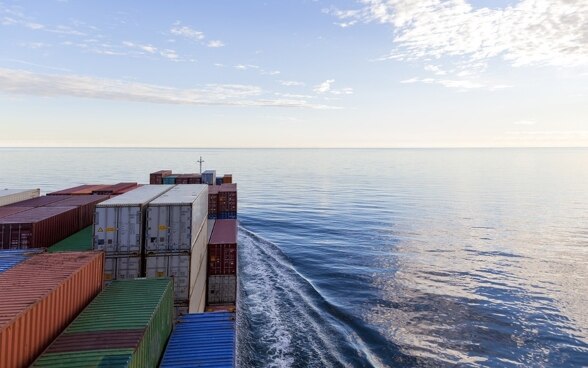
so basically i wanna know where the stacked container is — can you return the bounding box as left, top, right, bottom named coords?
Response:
left=218, top=184, right=237, bottom=219
left=159, top=312, right=236, bottom=368
left=93, top=185, right=173, bottom=281
left=223, top=174, right=233, bottom=184
left=145, top=184, right=208, bottom=317
left=207, top=219, right=238, bottom=306
left=91, top=182, right=138, bottom=195
left=46, top=195, right=109, bottom=230
left=48, top=226, right=93, bottom=252
left=208, top=185, right=220, bottom=219
left=163, top=176, right=177, bottom=185
left=32, top=278, right=173, bottom=368
left=0, top=188, right=40, bottom=206
left=0, top=248, right=44, bottom=273
left=0, top=206, right=80, bottom=249
left=150, top=170, right=172, bottom=185
left=201, top=170, right=216, bottom=185
left=0, top=252, right=104, bottom=368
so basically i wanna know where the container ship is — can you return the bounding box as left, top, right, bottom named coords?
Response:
left=0, top=168, right=237, bottom=367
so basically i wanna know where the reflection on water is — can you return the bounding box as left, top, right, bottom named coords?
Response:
left=1, top=148, right=587, bottom=367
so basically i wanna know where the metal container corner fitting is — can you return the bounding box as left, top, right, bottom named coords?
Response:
left=0, top=251, right=104, bottom=368
left=31, top=277, right=174, bottom=368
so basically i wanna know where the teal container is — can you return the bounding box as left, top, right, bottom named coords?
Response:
left=162, top=176, right=177, bottom=185
left=32, top=278, right=174, bottom=368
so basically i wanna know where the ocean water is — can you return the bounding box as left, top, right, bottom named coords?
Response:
left=1, top=148, right=587, bottom=367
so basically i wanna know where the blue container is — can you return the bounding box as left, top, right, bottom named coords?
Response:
left=208, top=214, right=218, bottom=220
left=218, top=212, right=237, bottom=220
left=0, top=249, right=44, bottom=273
left=216, top=177, right=224, bottom=185
left=160, top=312, right=235, bottom=368
left=163, top=176, right=177, bottom=185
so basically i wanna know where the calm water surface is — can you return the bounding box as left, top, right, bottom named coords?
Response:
left=1, top=148, right=587, bottom=367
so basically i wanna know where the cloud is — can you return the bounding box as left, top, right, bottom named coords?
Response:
left=170, top=24, right=204, bottom=41
left=207, top=40, right=225, bottom=48
left=234, top=64, right=260, bottom=70
left=279, top=80, right=305, bottom=87
left=330, top=0, right=588, bottom=72
left=314, top=79, right=354, bottom=95
left=399, top=76, right=511, bottom=90
left=0, top=68, right=338, bottom=109
left=1, top=4, right=88, bottom=35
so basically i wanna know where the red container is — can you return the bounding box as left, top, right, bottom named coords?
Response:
left=0, top=252, right=104, bottom=368
left=91, top=182, right=138, bottom=195
left=47, top=185, right=94, bottom=196
left=222, top=174, right=233, bottom=184
left=0, top=207, right=33, bottom=219
left=46, top=195, right=109, bottom=230
left=0, top=206, right=80, bottom=249
left=208, top=185, right=220, bottom=217
left=218, top=184, right=237, bottom=213
left=150, top=170, right=172, bottom=184
left=175, top=174, right=201, bottom=184
left=6, top=195, right=70, bottom=208
left=208, top=219, right=237, bottom=275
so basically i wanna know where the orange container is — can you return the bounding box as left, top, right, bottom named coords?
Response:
left=0, top=252, right=104, bottom=368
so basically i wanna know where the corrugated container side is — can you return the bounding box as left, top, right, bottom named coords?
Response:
left=208, top=243, right=237, bottom=275
left=0, top=252, right=104, bottom=368
left=163, top=176, right=177, bottom=185
left=189, top=249, right=207, bottom=313
left=218, top=184, right=237, bottom=213
left=0, top=189, right=40, bottom=206
left=104, top=254, right=142, bottom=282
left=92, top=182, right=138, bottom=195
left=159, top=312, right=236, bottom=368
left=223, top=174, right=233, bottom=184
left=150, top=170, right=172, bottom=185
left=208, top=185, right=220, bottom=219
left=0, top=206, right=80, bottom=249
left=47, top=185, right=94, bottom=196
left=207, top=275, right=237, bottom=305
left=0, top=248, right=44, bottom=273
left=48, top=226, right=93, bottom=252
left=31, top=278, right=173, bottom=368
left=46, top=195, right=109, bottom=230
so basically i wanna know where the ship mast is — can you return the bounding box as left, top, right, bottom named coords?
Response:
left=197, top=156, right=204, bottom=174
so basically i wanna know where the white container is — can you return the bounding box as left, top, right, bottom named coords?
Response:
left=145, top=226, right=207, bottom=302
left=201, top=170, right=216, bottom=185
left=145, top=185, right=208, bottom=253
left=207, top=275, right=237, bottom=305
left=94, top=185, right=174, bottom=254
left=0, top=189, right=40, bottom=207
left=207, top=219, right=216, bottom=243
left=104, top=255, right=141, bottom=282
left=189, top=253, right=207, bottom=313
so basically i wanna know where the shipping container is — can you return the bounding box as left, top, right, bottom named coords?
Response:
left=207, top=219, right=216, bottom=243
left=0, top=252, right=104, bottom=368
left=217, top=211, right=238, bottom=219
left=145, top=184, right=208, bottom=253
left=216, top=177, right=224, bottom=185
left=48, top=226, right=92, bottom=253
left=207, top=275, right=237, bottom=305
left=223, top=174, right=233, bottom=184
left=47, top=185, right=100, bottom=196
left=0, top=206, right=80, bottom=249
left=32, top=278, right=173, bottom=368
left=218, top=184, right=237, bottom=213
left=175, top=174, right=202, bottom=185
left=0, top=248, right=44, bottom=273
left=163, top=176, right=177, bottom=185
left=159, top=312, right=236, bottom=368
left=208, top=185, right=220, bottom=219
left=46, top=195, right=109, bottom=230
left=104, top=254, right=142, bottom=282
left=93, top=185, right=173, bottom=255
left=0, top=206, right=33, bottom=219
left=201, top=170, right=216, bottom=185
left=208, top=219, right=237, bottom=276
left=0, top=188, right=40, bottom=207
left=145, top=225, right=208, bottom=313
left=150, top=170, right=172, bottom=185
left=5, top=195, right=70, bottom=208
left=92, top=182, right=138, bottom=195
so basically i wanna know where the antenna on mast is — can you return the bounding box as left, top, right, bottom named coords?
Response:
left=197, top=156, right=205, bottom=174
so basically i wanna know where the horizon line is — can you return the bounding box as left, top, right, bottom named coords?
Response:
left=1, top=146, right=588, bottom=150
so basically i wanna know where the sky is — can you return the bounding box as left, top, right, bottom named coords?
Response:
left=0, top=0, right=587, bottom=148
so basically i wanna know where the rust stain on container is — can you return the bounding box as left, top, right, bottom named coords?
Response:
left=0, top=251, right=104, bottom=368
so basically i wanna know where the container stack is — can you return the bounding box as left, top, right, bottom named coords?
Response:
left=0, top=188, right=40, bottom=206
left=0, top=252, right=104, bottom=368
left=202, top=170, right=217, bottom=185
left=207, top=219, right=238, bottom=308
left=159, top=312, right=236, bottom=368
left=32, top=278, right=174, bottom=368
left=218, top=184, right=238, bottom=219
left=93, top=185, right=173, bottom=281
left=145, top=185, right=209, bottom=317
left=208, top=184, right=220, bottom=219
left=150, top=170, right=172, bottom=184
left=47, top=183, right=139, bottom=196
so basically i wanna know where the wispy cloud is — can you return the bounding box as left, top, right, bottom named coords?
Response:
left=314, top=79, right=353, bottom=95
left=329, top=0, right=588, bottom=74
left=207, top=40, right=225, bottom=48
left=0, top=68, right=337, bottom=109
left=234, top=64, right=259, bottom=70
left=400, top=76, right=511, bottom=91
left=1, top=3, right=88, bottom=35
left=279, top=80, right=305, bottom=87
left=170, top=23, right=204, bottom=41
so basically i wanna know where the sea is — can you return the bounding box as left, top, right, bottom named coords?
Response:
left=1, top=147, right=587, bottom=367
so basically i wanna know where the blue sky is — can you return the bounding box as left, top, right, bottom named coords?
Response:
left=0, top=0, right=586, bottom=147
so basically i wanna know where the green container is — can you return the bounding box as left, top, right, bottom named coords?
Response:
left=48, top=226, right=93, bottom=252
left=32, top=278, right=174, bottom=368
